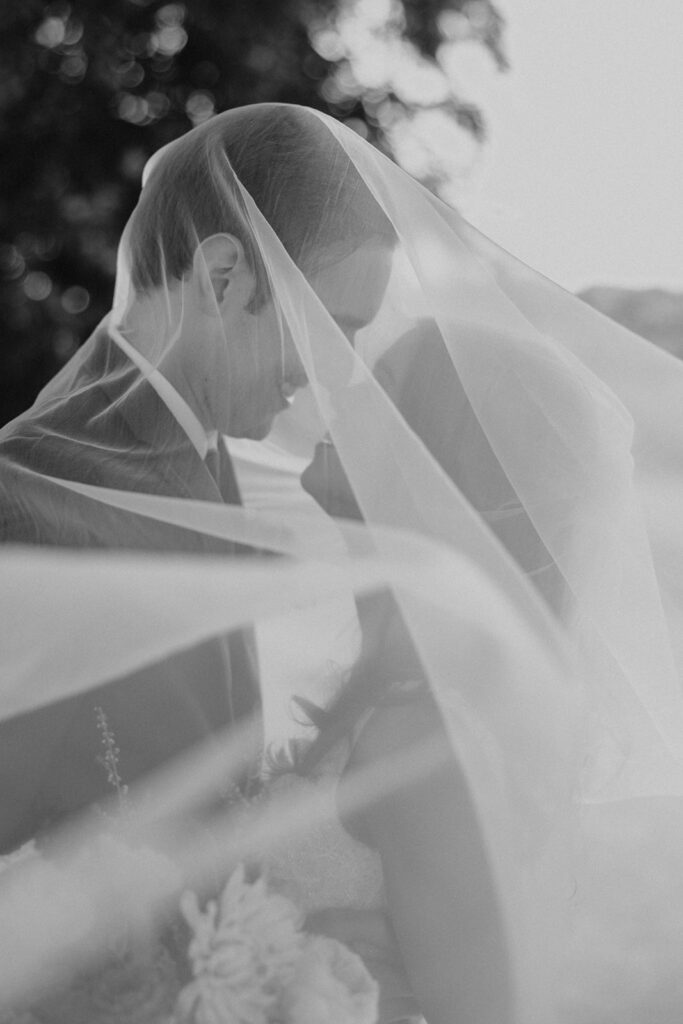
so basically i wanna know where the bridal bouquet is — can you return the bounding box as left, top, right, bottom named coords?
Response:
left=0, top=844, right=379, bottom=1024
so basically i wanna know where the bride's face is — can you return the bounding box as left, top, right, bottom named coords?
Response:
left=308, top=241, right=393, bottom=343
left=206, top=239, right=393, bottom=440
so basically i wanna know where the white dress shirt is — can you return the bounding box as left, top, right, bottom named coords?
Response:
left=109, top=322, right=218, bottom=460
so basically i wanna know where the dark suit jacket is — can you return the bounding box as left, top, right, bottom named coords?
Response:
left=0, top=326, right=260, bottom=852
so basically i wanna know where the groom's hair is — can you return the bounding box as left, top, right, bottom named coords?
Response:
left=127, top=104, right=396, bottom=305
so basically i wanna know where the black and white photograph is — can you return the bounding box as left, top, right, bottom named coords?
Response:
left=1, top=2, right=683, bottom=1021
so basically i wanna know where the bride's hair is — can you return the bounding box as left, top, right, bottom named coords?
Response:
left=276, top=591, right=427, bottom=779
left=127, top=104, right=396, bottom=303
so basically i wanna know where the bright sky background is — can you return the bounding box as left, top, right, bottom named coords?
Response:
left=455, top=0, right=683, bottom=292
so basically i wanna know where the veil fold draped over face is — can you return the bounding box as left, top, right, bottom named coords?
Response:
left=2, top=103, right=683, bottom=1021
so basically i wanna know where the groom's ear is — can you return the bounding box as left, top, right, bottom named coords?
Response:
left=192, top=233, right=248, bottom=310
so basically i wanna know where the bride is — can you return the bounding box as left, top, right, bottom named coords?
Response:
left=2, top=102, right=683, bottom=1023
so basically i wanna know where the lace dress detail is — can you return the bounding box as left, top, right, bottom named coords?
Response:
left=260, top=741, right=385, bottom=914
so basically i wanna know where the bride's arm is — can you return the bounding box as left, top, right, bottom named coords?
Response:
left=341, top=693, right=514, bottom=1024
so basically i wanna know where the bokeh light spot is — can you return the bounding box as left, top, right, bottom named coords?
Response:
left=0, top=246, right=26, bottom=280
left=61, top=286, right=90, bottom=315
left=150, top=3, right=187, bottom=57
left=34, top=17, right=66, bottom=49
left=118, top=60, right=145, bottom=89
left=118, top=93, right=150, bottom=125
left=62, top=19, right=84, bottom=46
left=310, top=28, right=346, bottom=63
left=59, top=53, right=88, bottom=83
left=185, top=91, right=215, bottom=126
left=151, top=25, right=188, bottom=57
left=156, top=3, right=186, bottom=26
left=23, top=272, right=52, bottom=301
left=146, top=91, right=170, bottom=119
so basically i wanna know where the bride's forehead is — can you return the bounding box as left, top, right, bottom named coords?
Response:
left=314, top=239, right=395, bottom=278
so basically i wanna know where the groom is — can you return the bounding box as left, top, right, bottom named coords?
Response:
left=0, top=105, right=395, bottom=852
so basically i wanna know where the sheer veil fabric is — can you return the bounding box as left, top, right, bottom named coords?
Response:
left=2, top=103, right=683, bottom=1021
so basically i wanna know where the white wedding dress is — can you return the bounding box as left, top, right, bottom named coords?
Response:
left=261, top=744, right=385, bottom=914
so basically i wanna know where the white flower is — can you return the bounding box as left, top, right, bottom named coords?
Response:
left=281, top=935, right=379, bottom=1024
left=177, top=865, right=304, bottom=1024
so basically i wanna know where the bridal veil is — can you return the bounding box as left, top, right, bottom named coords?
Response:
left=2, top=103, right=683, bottom=1022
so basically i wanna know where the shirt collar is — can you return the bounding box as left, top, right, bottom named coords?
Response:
left=109, top=322, right=218, bottom=460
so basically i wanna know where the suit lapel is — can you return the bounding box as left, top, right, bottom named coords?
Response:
left=93, top=327, right=238, bottom=508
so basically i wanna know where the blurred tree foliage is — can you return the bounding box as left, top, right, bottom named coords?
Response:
left=0, top=0, right=506, bottom=424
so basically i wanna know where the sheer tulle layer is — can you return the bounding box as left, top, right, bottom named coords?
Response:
left=0, top=537, right=577, bottom=1021
left=2, top=104, right=683, bottom=1022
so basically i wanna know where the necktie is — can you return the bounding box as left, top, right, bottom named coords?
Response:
left=205, top=435, right=240, bottom=505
